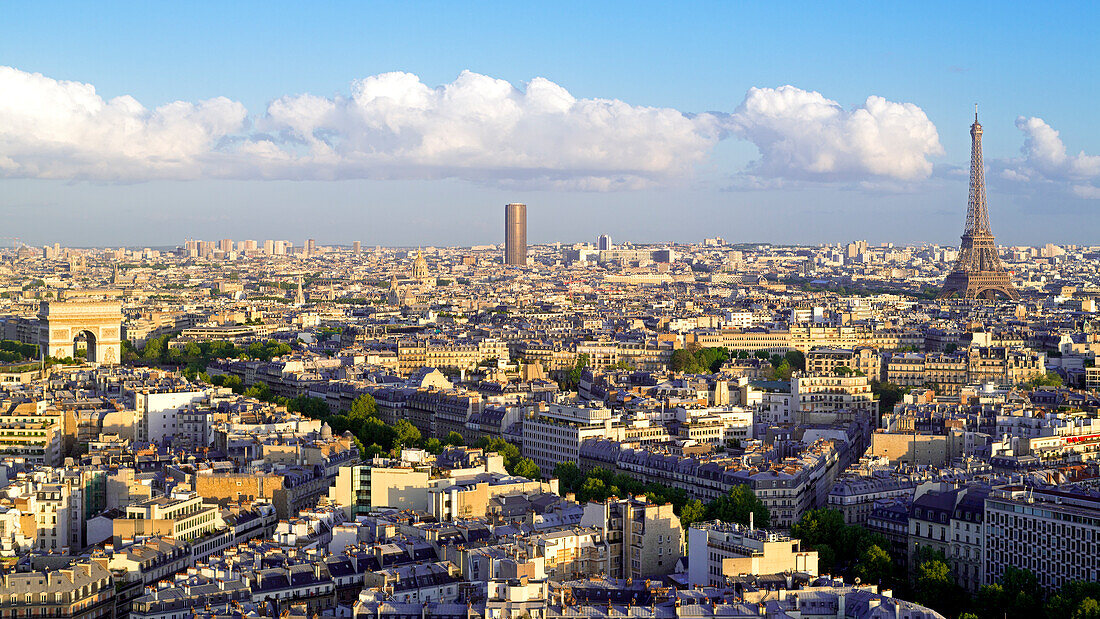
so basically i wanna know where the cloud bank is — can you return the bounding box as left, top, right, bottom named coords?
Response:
left=8, top=65, right=1079, bottom=196
left=999, top=116, right=1100, bottom=199
left=0, top=67, right=723, bottom=188
left=727, top=86, right=943, bottom=183
left=0, top=66, right=247, bottom=180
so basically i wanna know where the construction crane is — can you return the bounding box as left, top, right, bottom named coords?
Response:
left=0, top=237, right=24, bottom=249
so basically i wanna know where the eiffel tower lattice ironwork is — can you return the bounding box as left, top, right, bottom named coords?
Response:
left=938, top=108, right=1020, bottom=300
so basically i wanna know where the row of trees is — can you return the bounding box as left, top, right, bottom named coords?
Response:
left=791, top=508, right=1100, bottom=619
left=0, top=339, right=39, bottom=364
left=282, top=393, right=543, bottom=477
left=1027, top=371, right=1064, bottom=389
left=552, top=462, right=770, bottom=528
left=668, top=346, right=806, bottom=380
left=138, top=336, right=294, bottom=367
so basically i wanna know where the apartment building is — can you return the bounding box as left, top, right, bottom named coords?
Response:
left=330, top=463, right=431, bottom=518
left=686, top=520, right=819, bottom=586
left=791, top=374, right=878, bottom=423
left=116, top=493, right=219, bottom=543
left=886, top=347, right=1045, bottom=395
left=806, top=347, right=881, bottom=380
left=0, top=561, right=114, bottom=619
left=521, top=403, right=622, bottom=475
left=518, top=529, right=601, bottom=580
left=0, top=400, right=62, bottom=465
left=580, top=496, right=683, bottom=579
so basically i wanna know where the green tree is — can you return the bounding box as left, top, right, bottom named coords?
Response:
left=855, top=544, right=893, bottom=586
left=784, top=350, right=806, bottom=371
left=669, top=349, right=700, bottom=373
left=348, top=394, right=378, bottom=420
left=1072, top=600, right=1100, bottom=619
left=913, top=547, right=968, bottom=617
left=1027, top=371, right=1064, bottom=389
left=392, top=420, right=422, bottom=448
left=287, top=396, right=331, bottom=419
left=553, top=462, right=584, bottom=490
left=244, top=382, right=273, bottom=401
left=770, top=359, right=792, bottom=380
left=143, top=335, right=167, bottom=362
left=568, top=353, right=590, bottom=387
left=512, top=457, right=541, bottom=479
left=424, top=438, right=443, bottom=454
left=696, top=347, right=730, bottom=373
left=791, top=508, right=845, bottom=549
left=358, top=417, right=397, bottom=452
left=1046, top=583, right=1100, bottom=619
left=474, top=437, right=522, bottom=470
left=705, top=485, right=770, bottom=528
left=444, top=431, right=465, bottom=446
left=580, top=477, right=608, bottom=502
left=871, top=380, right=907, bottom=415
left=183, top=342, right=202, bottom=361
left=680, top=499, right=707, bottom=527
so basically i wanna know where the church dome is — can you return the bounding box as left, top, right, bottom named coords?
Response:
left=412, top=249, right=430, bottom=282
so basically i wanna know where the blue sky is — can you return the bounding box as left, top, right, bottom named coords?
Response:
left=1, top=1, right=1098, bottom=247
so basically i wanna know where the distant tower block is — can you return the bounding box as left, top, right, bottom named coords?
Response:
left=504, top=203, right=527, bottom=266
left=38, top=301, right=123, bottom=365
left=597, top=234, right=612, bottom=251
left=938, top=109, right=1020, bottom=300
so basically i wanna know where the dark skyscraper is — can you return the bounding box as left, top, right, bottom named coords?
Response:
left=938, top=109, right=1020, bottom=300
left=505, top=203, right=527, bottom=266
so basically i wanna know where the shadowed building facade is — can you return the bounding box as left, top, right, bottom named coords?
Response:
left=504, top=202, right=527, bottom=266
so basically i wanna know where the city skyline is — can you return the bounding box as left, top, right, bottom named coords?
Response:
left=3, top=2, right=1100, bottom=246
left=3, top=5, right=1100, bottom=618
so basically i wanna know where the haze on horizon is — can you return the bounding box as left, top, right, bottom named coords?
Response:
left=1, top=1, right=1098, bottom=248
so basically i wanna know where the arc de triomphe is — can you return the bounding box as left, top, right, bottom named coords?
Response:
left=37, top=301, right=123, bottom=365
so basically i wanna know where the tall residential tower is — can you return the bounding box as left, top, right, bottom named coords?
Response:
left=504, top=203, right=527, bottom=266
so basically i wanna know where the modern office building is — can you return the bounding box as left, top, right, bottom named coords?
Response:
left=984, top=486, right=1100, bottom=590
left=597, top=234, right=612, bottom=251
left=504, top=203, right=527, bottom=266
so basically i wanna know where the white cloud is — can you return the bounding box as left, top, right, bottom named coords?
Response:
left=255, top=70, right=724, bottom=187
left=726, top=85, right=943, bottom=182
left=1000, top=116, right=1100, bottom=198
left=0, top=66, right=247, bottom=180
left=0, top=66, right=721, bottom=188
left=0, top=67, right=952, bottom=191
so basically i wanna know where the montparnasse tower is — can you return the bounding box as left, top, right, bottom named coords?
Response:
left=937, top=107, right=1020, bottom=301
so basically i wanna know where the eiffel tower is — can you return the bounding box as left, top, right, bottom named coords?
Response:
left=938, top=108, right=1020, bottom=300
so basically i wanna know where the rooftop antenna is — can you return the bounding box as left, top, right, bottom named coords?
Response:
left=975, top=102, right=978, bottom=123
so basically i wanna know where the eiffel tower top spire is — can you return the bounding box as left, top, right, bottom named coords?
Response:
left=963, top=107, right=991, bottom=237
